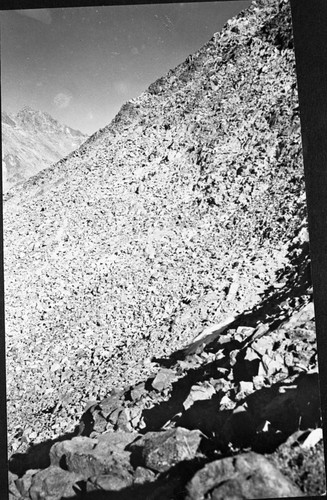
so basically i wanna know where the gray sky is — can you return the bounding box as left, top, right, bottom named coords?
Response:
left=1, top=2, right=250, bottom=135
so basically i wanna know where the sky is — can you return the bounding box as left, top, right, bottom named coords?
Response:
left=0, top=1, right=250, bottom=135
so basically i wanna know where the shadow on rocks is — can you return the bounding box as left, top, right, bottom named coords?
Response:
left=141, top=371, right=321, bottom=456
left=158, top=238, right=312, bottom=366
left=64, top=458, right=204, bottom=500
left=139, top=344, right=246, bottom=434
left=9, top=429, right=79, bottom=477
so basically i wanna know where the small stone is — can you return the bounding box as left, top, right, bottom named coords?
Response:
left=283, top=302, right=315, bottom=329
left=183, top=382, right=216, bottom=410
left=244, top=347, right=260, bottom=362
left=99, top=392, right=124, bottom=418
left=258, top=360, right=268, bottom=377
left=284, top=351, right=294, bottom=367
left=229, top=349, right=239, bottom=366
left=220, top=394, right=235, bottom=410
left=116, top=408, right=133, bottom=432
left=129, top=406, right=142, bottom=428
left=233, top=403, right=248, bottom=415
left=301, top=428, right=323, bottom=449
left=256, top=420, right=271, bottom=433
left=252, top=375, right=265, bottom=390
left=238, top=380, right=254, bottom=395
left=108, top=407, right=122, bottom=426
left=252, top=335, right=274, bottom=355
left=130, top=382, right=146, bottom=402
left=236, top=326, right=255, bottom=338
left=133, top=466, right=157, bottom=484
left=226, top=279, right=239, bottom=301
left=152, top=368, right=176, bottom=392
left=92, top=411, right=108, bottom=434
left=138, top=416, right=146, bottom=429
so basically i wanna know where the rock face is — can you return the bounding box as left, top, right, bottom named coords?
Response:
left=186, top=452, right=304, bottom=499
left=1, top=107, right=88, bottom=193
left=4, top=0, right=326, bottom=498
left=129, top=427, right=203, bottom=473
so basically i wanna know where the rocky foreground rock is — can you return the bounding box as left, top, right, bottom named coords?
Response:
left=4, top=0, right=326, bottom=497
left=8, top=230, right=325, bottom=497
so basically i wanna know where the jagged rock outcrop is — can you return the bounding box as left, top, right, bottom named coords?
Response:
left=5, top=0, right=326, bottom=498
left=2, top=107, right=88, bottom=193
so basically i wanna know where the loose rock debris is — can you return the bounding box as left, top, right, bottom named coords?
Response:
left=5, top=0, right=326, bottom=498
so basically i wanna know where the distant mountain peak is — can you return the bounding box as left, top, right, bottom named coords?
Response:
left=15, top=105, right=42, bottom=120
left=19, top=105, right=36, bottom=113
left=12, top=106, right=86, bottom=137
left=2, top=106, right=88, bottom=193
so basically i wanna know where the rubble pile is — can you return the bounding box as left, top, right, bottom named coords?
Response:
left=8, top=225, right=325, bottom=497
left=4, top=0, right=325, bottom=497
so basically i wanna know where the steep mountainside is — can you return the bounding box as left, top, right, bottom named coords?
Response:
left=4, top=0, right=325, bottom=498
left=2, top=107, right=88, bottom=193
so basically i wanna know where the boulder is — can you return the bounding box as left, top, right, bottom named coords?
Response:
left=186, top=452, right=304, bottom=499
left=14, top=468, right=39, bottom=497
left=50, top=432, right=137, bottom=480
left=29, top=466, right=82, bottom=500
left=130, top=427, right=203, bottom=472
left=86, top=470, right=133, bottom=492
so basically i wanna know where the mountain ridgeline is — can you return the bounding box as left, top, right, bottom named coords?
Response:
left=6, top=1, right=324, bottom=498
left=1, top=107, right=88, bottom=193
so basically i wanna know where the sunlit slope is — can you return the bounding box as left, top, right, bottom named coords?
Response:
left=4, top=0, right=305, bottom=443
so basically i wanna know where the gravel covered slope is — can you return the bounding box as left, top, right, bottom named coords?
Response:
left=5, top=0, right=308, bottom=455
